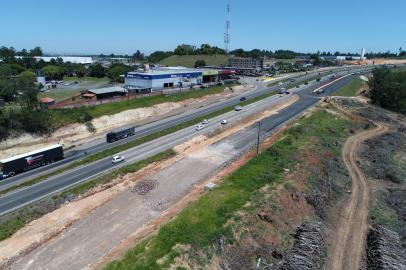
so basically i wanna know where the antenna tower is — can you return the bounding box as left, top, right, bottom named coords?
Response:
left=224, top=0, right=231, bottom=53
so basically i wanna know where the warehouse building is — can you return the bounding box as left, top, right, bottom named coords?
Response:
left=81, top=86, right=127, bottom=100
left=125, top=68, right=203, bottom=93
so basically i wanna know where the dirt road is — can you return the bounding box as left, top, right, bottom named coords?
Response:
left=329, top=123, right=389, bottom=270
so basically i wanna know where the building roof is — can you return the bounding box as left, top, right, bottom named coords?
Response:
left=39, top=97, right=56, bottom=103
left=127, top=68, right=202, bottom=76
left=0, top=144, right=62, bottom=164
left=88, top=86, right=127, bottom=95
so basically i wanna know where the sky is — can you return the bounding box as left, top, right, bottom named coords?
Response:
left=1, top=0, right=405, bottom=55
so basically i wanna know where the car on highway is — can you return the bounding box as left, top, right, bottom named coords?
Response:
left=112, top=155, right=125, bottom=164
left=196, top=125, right=205, bottom=131
left=202, top=119, right=209, bottom=125
left=290, top=79, right=296, bottom=82
left=221, top=120, right=228, bottom=125
left=240, top=97, right=247, bottom=102
left=234, top=106, right=242, bottom=111
left=278, top=82, right=283, bottom=86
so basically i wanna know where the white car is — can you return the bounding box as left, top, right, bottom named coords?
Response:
left=202, top=119, right=209, bottom=125
left=234, top=106, right=242, bottom=111
left=112, top=155, right=125, bottom=164
left=196, top=125, right=205, bottom=131
left=221, top=120, right=228, bottom=125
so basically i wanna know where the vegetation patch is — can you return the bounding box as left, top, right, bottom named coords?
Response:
left=159, top=54, right=229, bottom=68
left=104, top=108, right=360, bottom=270
left=332, top=78, right=367, bottom=97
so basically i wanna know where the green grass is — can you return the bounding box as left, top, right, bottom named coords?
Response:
left=1, top=89, right=278, bottom=196
left=105, top=109, right=355, bottom=270
left=0, top=150, right=175, bottom=242
left=51, top=84, right=234, bottom=127
left=159, top=55, right=229, bottom=68
left=332, top=78, right=367, bottom=97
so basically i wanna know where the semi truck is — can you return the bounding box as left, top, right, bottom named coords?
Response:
left=0, top=144, right=64, bottom=179
left=106, top=126, right=136, bottom=143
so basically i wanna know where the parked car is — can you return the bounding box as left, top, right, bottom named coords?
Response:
left=196, top=125, right=205, bottom=131
left=112, top=155, right=125, bottom=164
left=240, top=97, right=247, bottom=102
left=234, top=106, right=242, bottom=111
left=202, top=119, right=209, bottom=125
left=221, top=120, right=228, bottom=125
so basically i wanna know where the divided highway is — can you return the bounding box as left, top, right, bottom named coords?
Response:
left=0, top=69, right=367, bottom=215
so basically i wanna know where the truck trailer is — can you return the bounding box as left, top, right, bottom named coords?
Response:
left=106, top=126, right=136, bottom=143
left=0, top=144, right=64, bottom=179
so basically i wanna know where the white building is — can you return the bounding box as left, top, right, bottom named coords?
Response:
left=125, top=68, right=203, bottom=93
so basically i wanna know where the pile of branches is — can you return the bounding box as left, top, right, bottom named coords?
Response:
left=279, top=221, right=325, bottom=270
left=367, top=225, right=406, bottom=269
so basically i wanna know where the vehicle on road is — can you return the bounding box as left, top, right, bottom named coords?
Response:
left=290, top=79, right=296, bottom=82
left=202, top=119, right=209, bottom=124
left=0, top=144, right=64, bottom=178
left=240, top=97, right=247, bottom=102
left=196, top=125, right=205, bottom=131
left=234, top=106, right=242, bottom=111
left=106, top=126, right=136, bottom=143
left=278, top=88, right=287, bottom=94
left=278, top=82, right=283, bottom=86
left=112, top=155, right=125, bottom=164
left=221, top=120, right=228, bottom=125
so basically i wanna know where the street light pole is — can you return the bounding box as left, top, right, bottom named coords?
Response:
left=256, top=121, right=261, bottom=155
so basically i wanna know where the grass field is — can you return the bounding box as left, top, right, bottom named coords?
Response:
left=38, top=77, right=110, bottom=102
left=159, top=54, right=229, bottom=67
left=332, top=78, right=367, bottom=97
left=104, top=108, right=356, bottom=270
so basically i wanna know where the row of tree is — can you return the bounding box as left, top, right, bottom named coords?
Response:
left=369, top=68, right=406, bottom=114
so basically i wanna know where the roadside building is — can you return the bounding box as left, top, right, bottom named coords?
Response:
left=81, top=86, right=127, bottom=100
left=124, top=68, right=203, bottom=93
left=39, top=97, right=56, bottom=109
left=229, top=57, right=264, bottom=69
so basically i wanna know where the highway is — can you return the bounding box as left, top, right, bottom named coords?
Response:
left=0, top=70, right=362, bottom=215
left=0, top=66, right=361, bottom=190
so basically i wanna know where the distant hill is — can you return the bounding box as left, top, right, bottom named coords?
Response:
left=159, top=54, right=229, bottom=68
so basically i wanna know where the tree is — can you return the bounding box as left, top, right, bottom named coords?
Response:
left=148, top=51, right=173, bottom=63
left=17, top=71, right=39, bottom=109
left=107, top=63, right=132, bottom=82
left=29, top=46, right=43, bottom=56
left=174, top=44, right=196, bottom=55
left=42, top=65, right=65, bottom=80
left=194, top=59, right=206, bottom=68
left=369, top=68, right=406, bottom=114
left=87, top=64, right=106, bottom=78
left=310, top=54, right=321, bottom=66
left=132, top=50, right=145, bottom=61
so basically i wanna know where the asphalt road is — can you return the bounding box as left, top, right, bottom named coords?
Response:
left=0, top=71, right=363, bottom=215
left=0, top=67, right=363, bottom=190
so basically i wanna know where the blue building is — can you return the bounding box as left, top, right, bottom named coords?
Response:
left=125, top=68, right=203, bottom=93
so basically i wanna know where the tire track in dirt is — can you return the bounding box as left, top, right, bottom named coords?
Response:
left=329, top=123, right=389, bottom=270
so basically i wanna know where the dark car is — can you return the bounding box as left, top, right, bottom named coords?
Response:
left=240, top=97, right=247, bottom=102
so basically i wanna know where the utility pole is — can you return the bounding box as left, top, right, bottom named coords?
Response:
left=256, top=121, right=261, bottom=155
